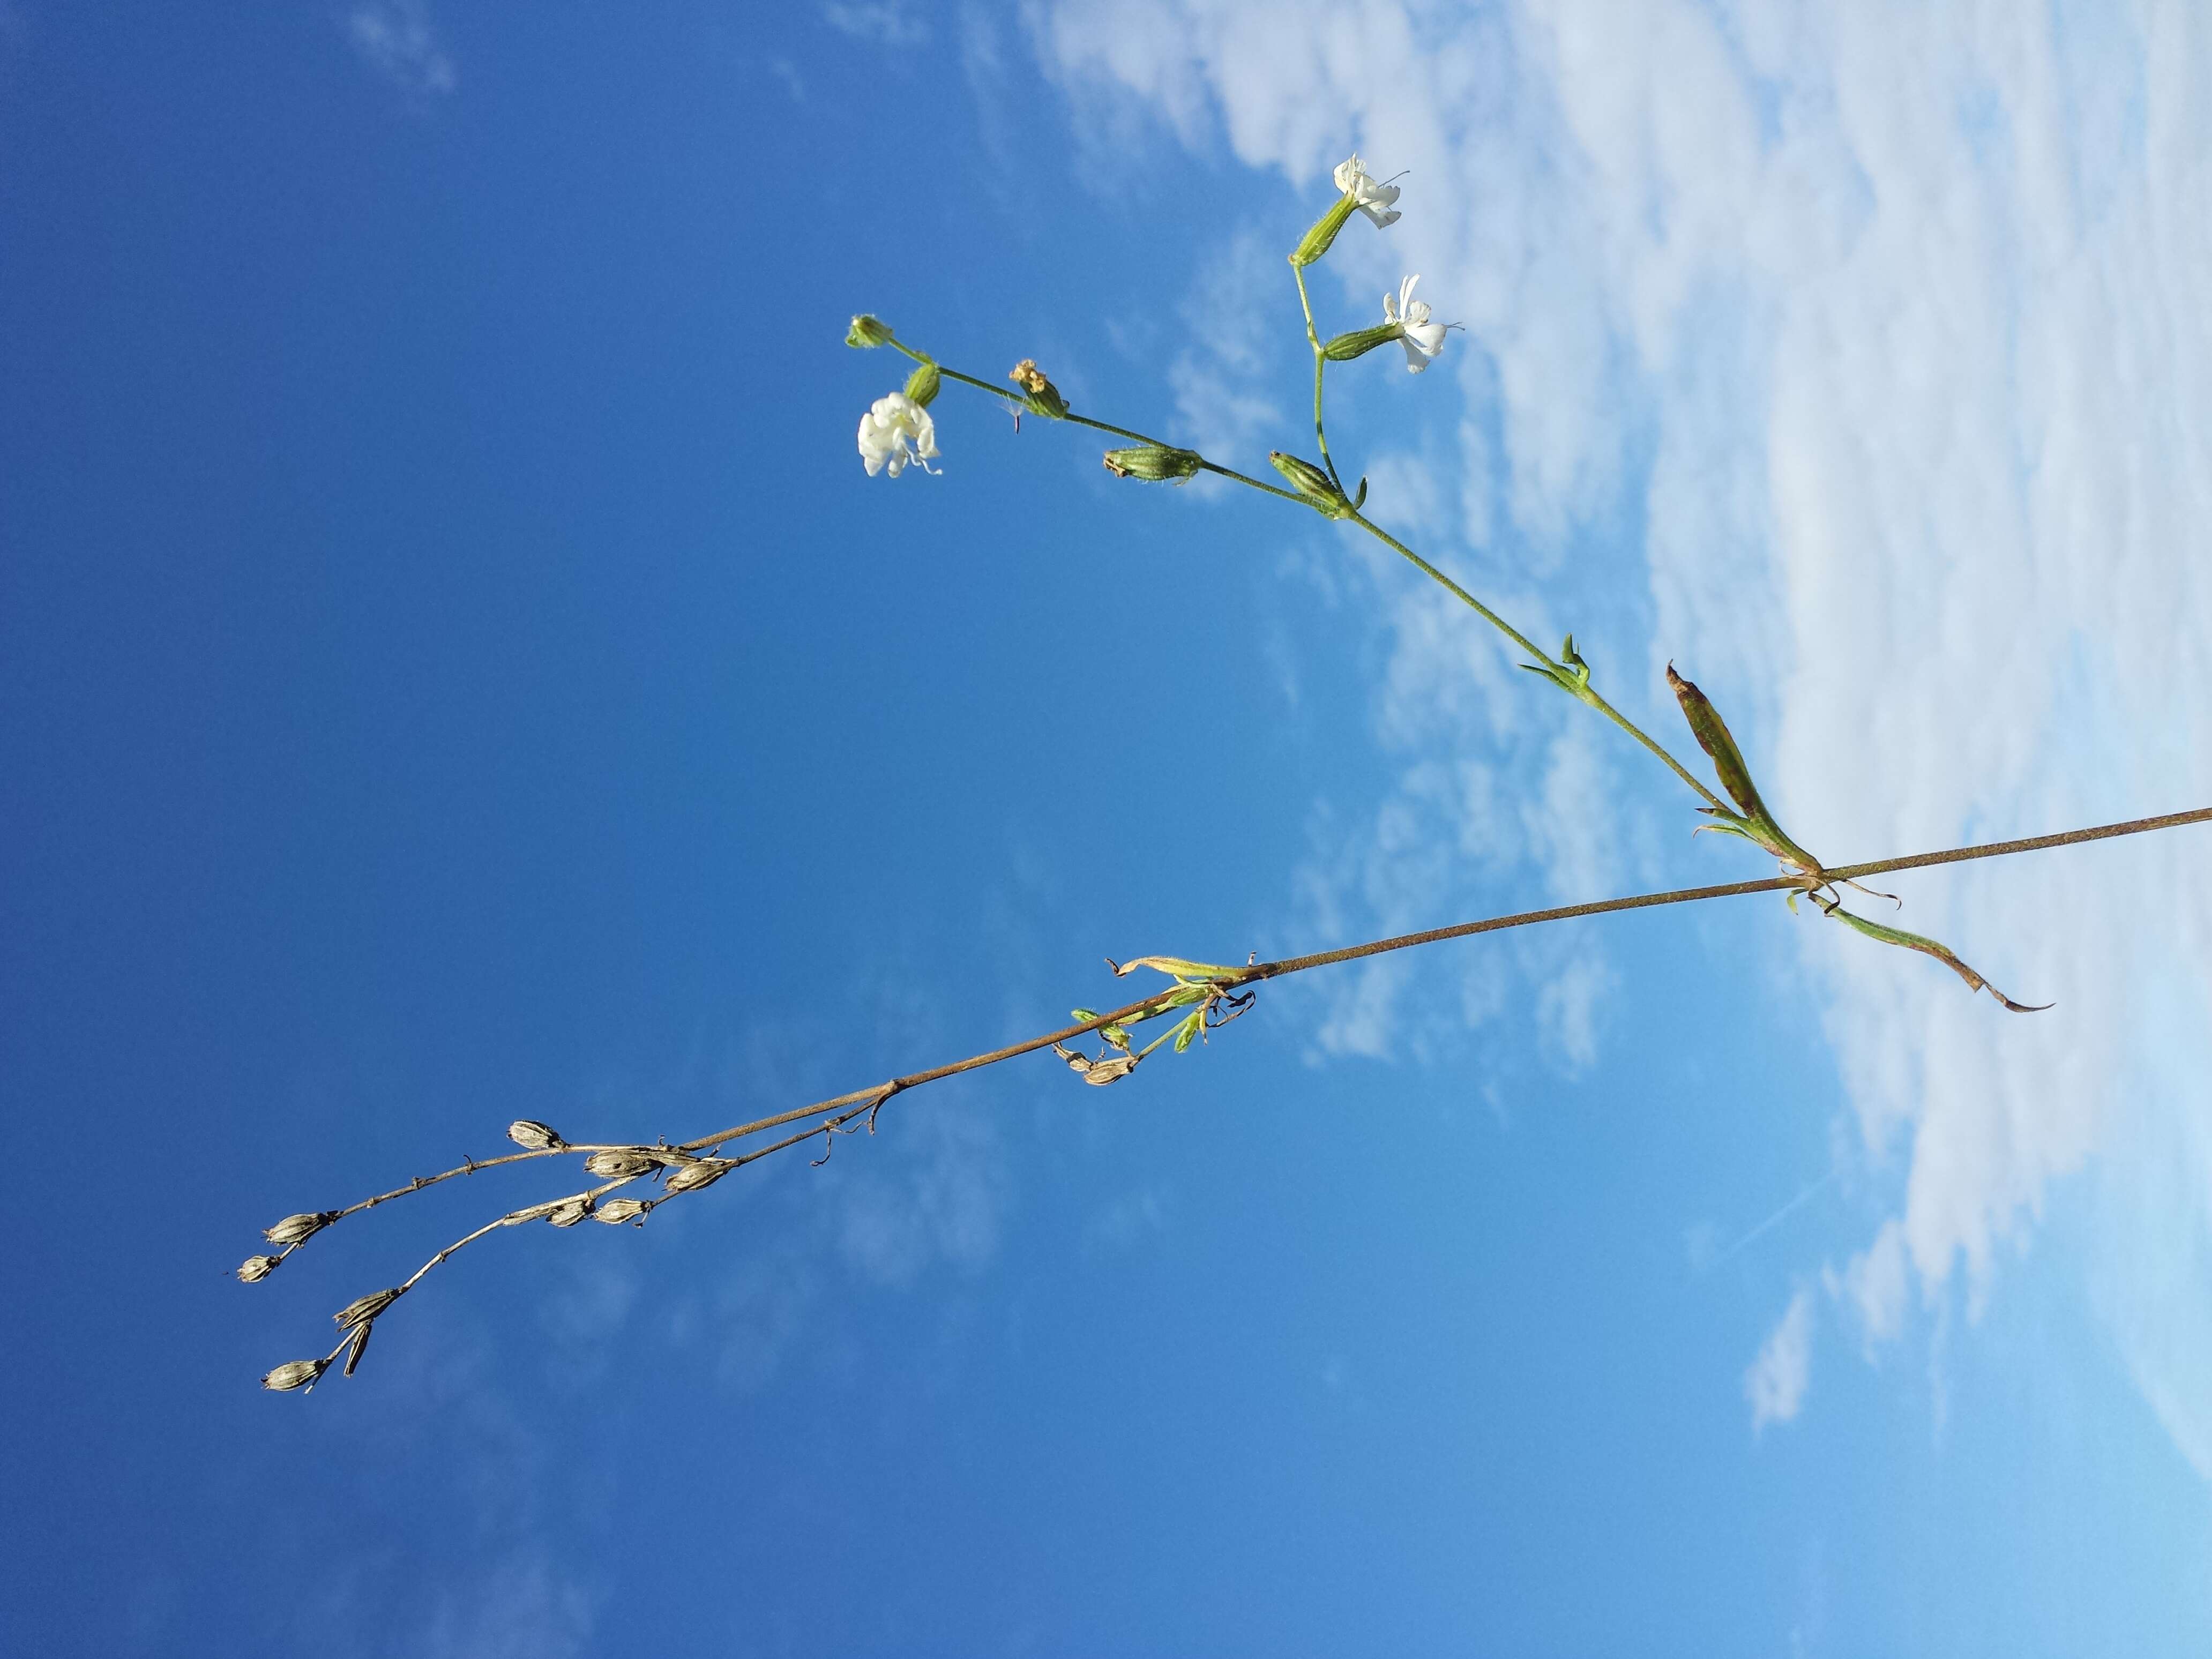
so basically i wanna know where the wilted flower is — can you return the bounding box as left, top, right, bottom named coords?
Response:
left=584, top=1148, right=661, bottom=1179
left=264, top=1211, right=338, bottom=1247
left=1333, top=153, right=1402, bottom=228
left=236, top=1255, right=282, bottom=1283
left=262, top=1358, right=327, bottom=1393
left=507, top=1120, right=566, bottom=1151
left=1009, top=359, right=1070, bottom=420
left=1382, top=275, right=1455, bottom=372
left=591, top=1199, right=649, bottom=1224
left=664, top=1157, right=734, bottom=1194
left=857, top=391, right=940, bottom=477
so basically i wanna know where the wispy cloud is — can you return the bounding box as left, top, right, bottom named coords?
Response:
left=822, top=0, right=929, bottom=47
left=1747, top=1287, right=1814, bottom=1433
left=346, top=1, right=457, bottom=96
left=1027, top=0, right=2212, bottom=1467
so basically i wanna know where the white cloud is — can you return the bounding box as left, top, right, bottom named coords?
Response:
left=1026, top=0, right=2212, bottom=1463
left=1747, top=1287, right=1814, bottom=1433
left=823, top=0, right=929, bottom=47
left=346, top=1, right=456, bottom=95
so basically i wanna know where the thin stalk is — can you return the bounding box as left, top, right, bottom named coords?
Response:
left=1347, top=510, right=1728, bottom=813
left=1291, top=264, right=1343, bottom=488
left=897, top=346, right=1310, bottom=505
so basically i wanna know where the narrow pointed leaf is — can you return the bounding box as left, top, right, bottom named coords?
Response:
left=1825, top=906, right=2051, bottom=1013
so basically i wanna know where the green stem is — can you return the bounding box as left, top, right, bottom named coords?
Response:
left=1291, top=264, right=1343, bottom=489
left=886, top=334, right=1721, bottom=812
left=1347, top=510, right=1725, bottom=812
left=891, top=341, right=1307, bottom=505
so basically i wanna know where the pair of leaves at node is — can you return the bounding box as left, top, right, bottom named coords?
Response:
left=1520, top=633, right=1598, bottom=707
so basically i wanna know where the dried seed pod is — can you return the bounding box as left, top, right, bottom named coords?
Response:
left=546, top=1198, right=593, bottom=1227
left=583, top=1149, right=660, bottom=1179
left=664, top=1158, right=734, bottom=1194
left=591, top=1199, right=649, bottom=1225
left=506, top=1120, right=566, bottom=1151
left=262, top=1358, right=328, bottom=1393
left=264, top=1211, right=339, bottom=1247
left=236, top=1255, right=282, bottom=1284
left=333, top=1288, right=401, bottom=1331
left=342, top=1321, right=373, bottom=1378
left=1080, top=1055, right=1139, bottom=1086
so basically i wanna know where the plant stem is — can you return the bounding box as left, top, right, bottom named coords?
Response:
left=1346, top=511, right=1727, bottom=812
left=1291, top=264, right=1344, bottom=489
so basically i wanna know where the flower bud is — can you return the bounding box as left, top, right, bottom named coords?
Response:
left=264, top=1210, right=338, bottom=1247
left=1009, top=359, right=1069, bottom=420
left=1268, top=452, right=1354, bottom=518
left=507, top=1120, right=566, bottom=1152
left=1289, top=193, right=1358, bottom=268
left=1322, top=323, right=1403, bottom=362
left=1103, top=445, right=1203, bottom=483
left=333, top=1288, right=401, bottom=1331
left=546, top=1197, right=593, bottom=1227
left=903, top=360, right=941, bottom=408
left=584, top=1148, right=660, bottom=1180
left=236, top=1254, right=282, bottom=1283
left=846, top=313, right=894, bottom=348
left=664, top=1157, right=734, bottom=1194
left=262, top=1358, right=327, bottom=1393
left=592, top=1199, right=649, bottom=1224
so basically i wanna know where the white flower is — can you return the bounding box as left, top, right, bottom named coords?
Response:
left=1382, top=274, right=1455, bottom=372
left=857, top=391, right=940, bottom=477
left=1333, top=153, right=1401, bottom=228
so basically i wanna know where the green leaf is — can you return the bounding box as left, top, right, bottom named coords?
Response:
left=1110, top=955, right=1246, bottom=983
left=1824, top=906, right=2051, bottom=1013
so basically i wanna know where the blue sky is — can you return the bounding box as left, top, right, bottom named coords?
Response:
left=5, top=3, right=2210, bottom=1653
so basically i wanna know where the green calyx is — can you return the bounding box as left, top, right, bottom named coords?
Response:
left=903, top=360, right=941, bottom=407
left=1269, top=451, right=1357, bottom=518
left=1289, top=193, right=1358, bottom=268
left=846, top=313, right=894, bottom=348
left=1322, top=323, right=1404, bottom=362
left=1103, top=445, right=1204, bottom=483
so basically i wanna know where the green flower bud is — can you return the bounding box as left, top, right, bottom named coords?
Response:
left=1322, top=323, right=1404, bottom=362
left=1289, top=193, right=1358, bottom=268
left=846, top=314, right=894, bottom=348
left=903, top=360, right=941, bottom=407
left=1102, top=445, right=1203, bottom=482
left=1269, top=451, right=1354, bottom=518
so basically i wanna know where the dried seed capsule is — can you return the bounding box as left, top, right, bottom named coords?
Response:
left=664, top=1158, right=734, bottom=1194
left=546, top=1197, right=593, bottom=1227
left=236, top=1255, right=282, bottom=1284
left=506, top=1120, right=566, bottom=1151
left=583, top=1149, right=660, bottom=1179
left=592, top=1199, right=649, bottom=1225
left=342, top=1321, right=372, bottom=1378
left=264, top=1211, right=339, bottom=1247
left=262, top=1358, right=328, bottom=1393
left=333, top=1288, right=401, bottom=1331
left=1080, top=1055, right=1139, bottom=1086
